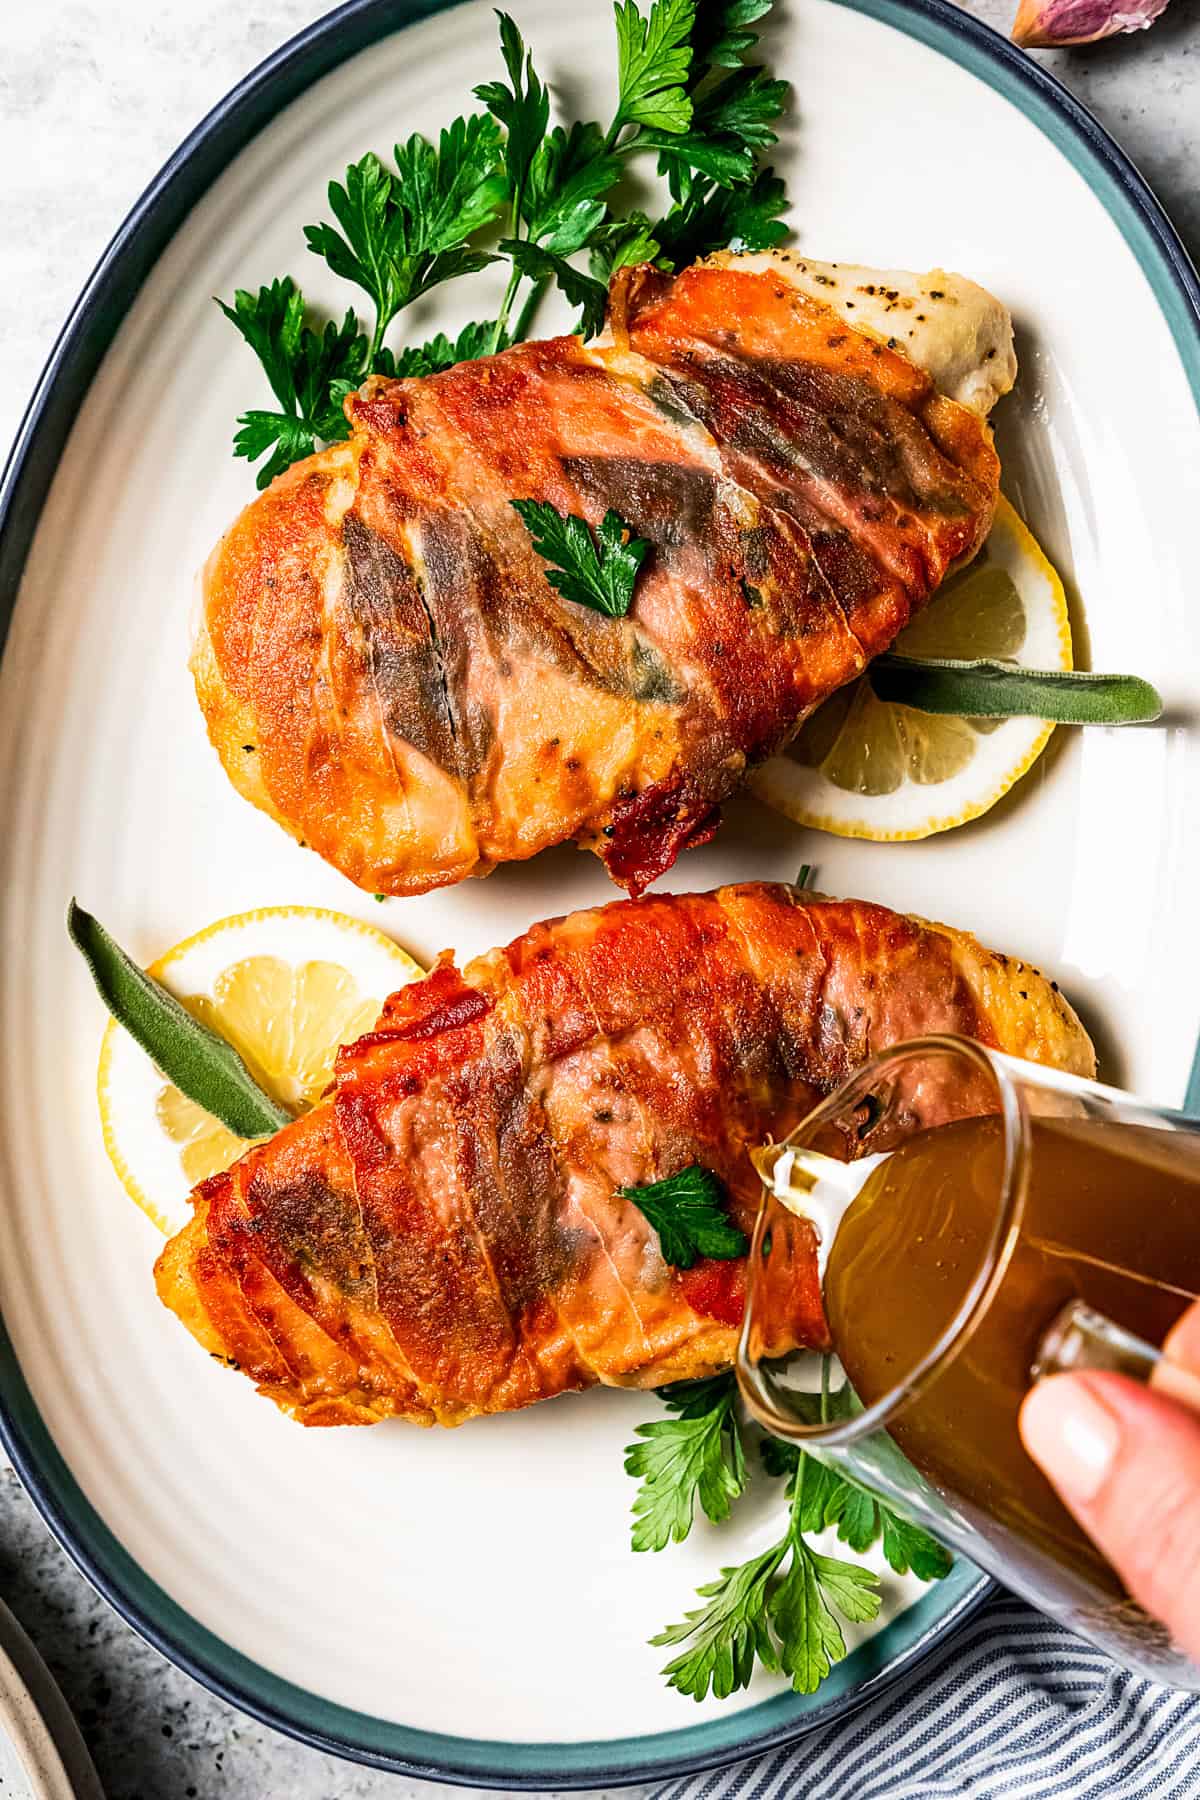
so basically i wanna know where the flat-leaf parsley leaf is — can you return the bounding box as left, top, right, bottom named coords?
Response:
left=303, top=119, right=505, bottom=361
left=501, top=240, right=611, bottom=339
left=387, top=319, right=505, bottom=378
left=625, top=1375, right=749, bottom=1551
left=474, top=12, right=552, bottom=226
left=510, top=499, right=650, bottom=618
left=756, top=1377, right=952, bottom=1579
left=613, top=0, right=698, bottom=136
left=524, top=121, right=623, bottom=255
left=652, top=1543, right=786, bottom=1701
left=588, top=212, right=665, bottom=282
left=620, top=1165, right=748, bottom=1267
left=691, top=0, right=776, bottom=70
left=217, top=280, right=366, bottom=488
left=654, top=164, right=788, bottom=265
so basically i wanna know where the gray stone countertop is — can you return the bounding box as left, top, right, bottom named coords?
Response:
left=1, top=2, right=1197, bottom=1796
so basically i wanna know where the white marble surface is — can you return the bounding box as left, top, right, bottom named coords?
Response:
left=1, top=2, right=1198, bottom=1796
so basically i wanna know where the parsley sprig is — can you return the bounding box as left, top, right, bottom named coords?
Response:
left=760, top=1386, right=953, bottom=1583
left=620, top=1163, right=749, bottom=1265
left=501, top=242, right=611, bottom=342
left=626, top=1377, right=749, bottom=1550
left=612, top=0, right=698, bottom=135
left=217, top=281, right=366, bottom=486
left=626, top=1369, right=952, bottom=1700
left=389, top=319, right=506, bottom=380
left=511, top=500, right=651, bottom=617
left=303, top=120, right=506, bottom=364
left=220, top=1, right=792, bottom=486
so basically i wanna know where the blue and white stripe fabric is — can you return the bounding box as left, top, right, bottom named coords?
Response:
left=652, top=1597, right=1200, bottom=1800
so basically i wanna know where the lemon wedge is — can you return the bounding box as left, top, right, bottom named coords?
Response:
left=750, top=496, right=1072, bottom=840
left=97, top=906, right=424, bottom=1235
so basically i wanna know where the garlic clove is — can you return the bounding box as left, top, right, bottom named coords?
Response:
left=1011, top=0, right=1170, bottom=46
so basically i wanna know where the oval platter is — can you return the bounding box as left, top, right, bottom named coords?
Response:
left=0, top=0, right=1197, bottom=1784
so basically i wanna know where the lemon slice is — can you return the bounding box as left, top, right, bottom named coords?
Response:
left=750, top=496, right=1072, bottom=840
left=97, top=906, right=424, bottom=1236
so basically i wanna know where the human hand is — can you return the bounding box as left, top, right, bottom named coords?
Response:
left=1020, top=1301, right=1200, bottom=1660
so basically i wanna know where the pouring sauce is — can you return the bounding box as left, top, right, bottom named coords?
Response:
left=822, top=1115, right=1200, bottom=1595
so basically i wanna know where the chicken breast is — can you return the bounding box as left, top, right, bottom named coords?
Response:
left=155, top=884, right=1091, bottom=1428
left=195, top=252, right=1012, bottom=897
left=703, top=252, right=1016, bottom=417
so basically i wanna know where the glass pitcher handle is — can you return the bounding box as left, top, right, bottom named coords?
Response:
left=1032, top=1300, right=1162, bottom=1383
left=1033, top=1300, right=1200, bottom=1415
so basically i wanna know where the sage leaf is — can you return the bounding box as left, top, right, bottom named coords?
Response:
left=68, top=900, right=291, bottom=1140
left=870, top=656, right=1162, bottom=725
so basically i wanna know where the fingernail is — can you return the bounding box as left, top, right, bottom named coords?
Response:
left=1022, top=1376, right=1120, bottom=1503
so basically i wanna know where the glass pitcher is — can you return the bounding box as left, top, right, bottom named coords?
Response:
left=736, top=1035, right=1200, bottom=1689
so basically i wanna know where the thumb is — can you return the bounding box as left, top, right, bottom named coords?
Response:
left=1020, top=1371, right=1200, bottom=1662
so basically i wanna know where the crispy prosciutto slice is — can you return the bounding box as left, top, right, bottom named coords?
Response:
left=194, top=253, right=1012, bottom=896
left=155, top=884, right=1092, bottom=1427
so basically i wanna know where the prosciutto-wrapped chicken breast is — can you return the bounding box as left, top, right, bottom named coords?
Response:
left=155, top=883, right=1091, bottom=1426
left=194, top=254, right=1014, bottom=895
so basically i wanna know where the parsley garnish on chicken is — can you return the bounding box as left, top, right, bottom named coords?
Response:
left=620, top=1164, right=749, bottom=1265
left=511, top=500, right=651, bottom=618
left=219, top=0, right=792, bottom=485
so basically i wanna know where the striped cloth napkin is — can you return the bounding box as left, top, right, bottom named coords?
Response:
left=652, top=1595, right=1200, bottom=1800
